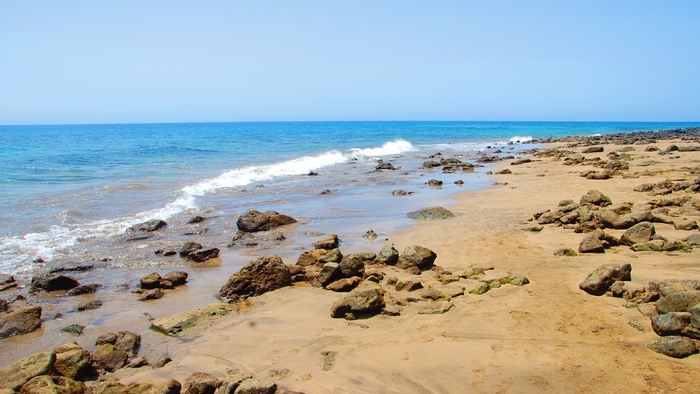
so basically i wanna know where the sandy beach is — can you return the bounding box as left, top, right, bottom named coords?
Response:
left=2, top=134, right=700, bottom=393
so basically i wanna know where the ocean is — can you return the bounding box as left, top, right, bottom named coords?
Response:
left=1, top=120, right=698, bottom=278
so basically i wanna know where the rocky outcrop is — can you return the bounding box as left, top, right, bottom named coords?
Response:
left=218, top=255, right=292, bottom=302
left=236, top=210, right=297, bottom=233
left=52, top=342, right=91, bottom=380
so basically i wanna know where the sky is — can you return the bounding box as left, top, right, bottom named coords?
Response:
left=1, top=1, right=699, bottom=125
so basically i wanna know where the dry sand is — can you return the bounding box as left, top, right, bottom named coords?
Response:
left=4, top=139, right=700, bottom=393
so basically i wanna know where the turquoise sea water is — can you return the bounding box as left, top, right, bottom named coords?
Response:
left=1, top=121, right=698, bottom=276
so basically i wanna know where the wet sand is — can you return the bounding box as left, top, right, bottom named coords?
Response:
left=2, top=136, right=700, bottom=393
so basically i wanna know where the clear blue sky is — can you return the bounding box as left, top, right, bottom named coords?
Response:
left=1, top=1, right=699, bottom=125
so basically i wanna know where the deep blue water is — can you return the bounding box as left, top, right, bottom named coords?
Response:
left=0, top=120, right=698, bottom=275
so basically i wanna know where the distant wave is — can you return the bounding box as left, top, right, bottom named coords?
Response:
left=509, top=136, right=534, bottom=143
left=0, top=139, right=416, bottom=273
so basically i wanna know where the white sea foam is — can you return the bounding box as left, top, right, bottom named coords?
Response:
left=0, top=140, right=416, bottom=274
left=351, top=139, right=416, bottom=157
left=509, top=135, right=534, bottom=143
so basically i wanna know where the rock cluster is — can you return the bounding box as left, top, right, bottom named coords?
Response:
left=0, top=330, right=282, bottom=394
left=531, top=190, right=699, bottom=254
left=134, top=271, right=189, bottom=302
left=579, top=265, right=700, bottom=359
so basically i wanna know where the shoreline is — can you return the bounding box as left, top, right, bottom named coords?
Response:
left=2, top=129, right=700, bottom=392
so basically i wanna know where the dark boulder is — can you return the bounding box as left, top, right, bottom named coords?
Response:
left=189, top=248, right=220, bottom=263
left=65, top=284, right=101, bottom=296
left=218, top=255, right=292, bottom=303
left=31, top=274, right=80, bottom=292
left=163, top=271, right=188, bottom=286
left=127, top=219, right=167, bottom=233
left=179, top=242, right=203, bottom=257
left=620, top=222, right=656, bottom=246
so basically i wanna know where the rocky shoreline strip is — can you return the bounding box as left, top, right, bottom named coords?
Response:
left=1, top=127, right=700, bottom=393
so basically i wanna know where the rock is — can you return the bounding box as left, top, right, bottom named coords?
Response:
left=580, top=190, right=612, bottom=207
left=183, top=372, right=220, bottom=394
left=65, top=284, right=101, bottom=296
left=19, top=376, right=84, bottom=394
left=77, top=300, right=102, bottom=311
left=338, top=256, right=365, bottom=278
left=407, top=206, right=455, bottom=220
left=363, top=229, right=378, bottom=239
left=126, top=357, right=149, bottom=368
left=318, top=263, right=341, bottom=288
left=651, top=312, right=691, bottom=336
left=90, top=344, right=128, bottom=372
left=126, top=378, right=182, bottom=394
left=189, top=248, right=220, bottom=263
left=31, top=274, right=80, bottom=292
left=392, top=190, right=414, bottom=196
left=214, top=373, right=252, bottom=394
left=218, top=255, right=292, bottom=302
left=375, top=162, right=397, bottom=171
left=319, top=248, right=343, bottom=264
left=630, top=240, right=665, bottom=252
left=0, top=274, right=17, bottom=291
left=180, top=242, right=203, bottom=257
left=330, top=281, right=385, bottom=319
left=427, top=179, right=443, bottom=187
left=620, top=222, right=656, bottom=246
left=656, top=290, right=700, bottom=313
left=140, top=273, right=163, bottom=289
left=61, top=324, right=85, bottom=336
left=674, top=219, right=699, bottom=231
left=578, top=230, right=606, bottom=254
left=0, top=352, right=55, bottom=391
left=0, top=306, right=42, bottom=339
left=296, top=249, right=328, bottom=267
left=686, top=234, right=700, bottom=247
left=111, top=331, right=141, bottom=357
left=233, top=378, right=277, bottom=394
left=163, top=271, right=188, bottom=286
left=582, top=146, right=604, bottom=153
left=395, top=279, right=423, bottom=292
left=138, top=289, right=164, bottom=302
left=647, top=336, right=698, bottom=358
left=127, top=219, right=167, bottom=233
left=470, top=282, right=490, bottom=295
left=418, top=301, right=454, bottom=315
left=579, top=263, right=632, bottom=296
left=52, top=342, right=91, bottom=380
left=554, top=247, right=578, bottom=257
left=314, top=234, right=339, bottom=250
left=374, top=245, right=399, bottom=265
left=151, top=304, right=236, bottom=337
left=325, top=277, right=362, bottom=292
left=397, top=245, right=437, bottom=270
left=507, top=275, right=530, bottom=286
left=236, top=210, right=297, bottom=233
